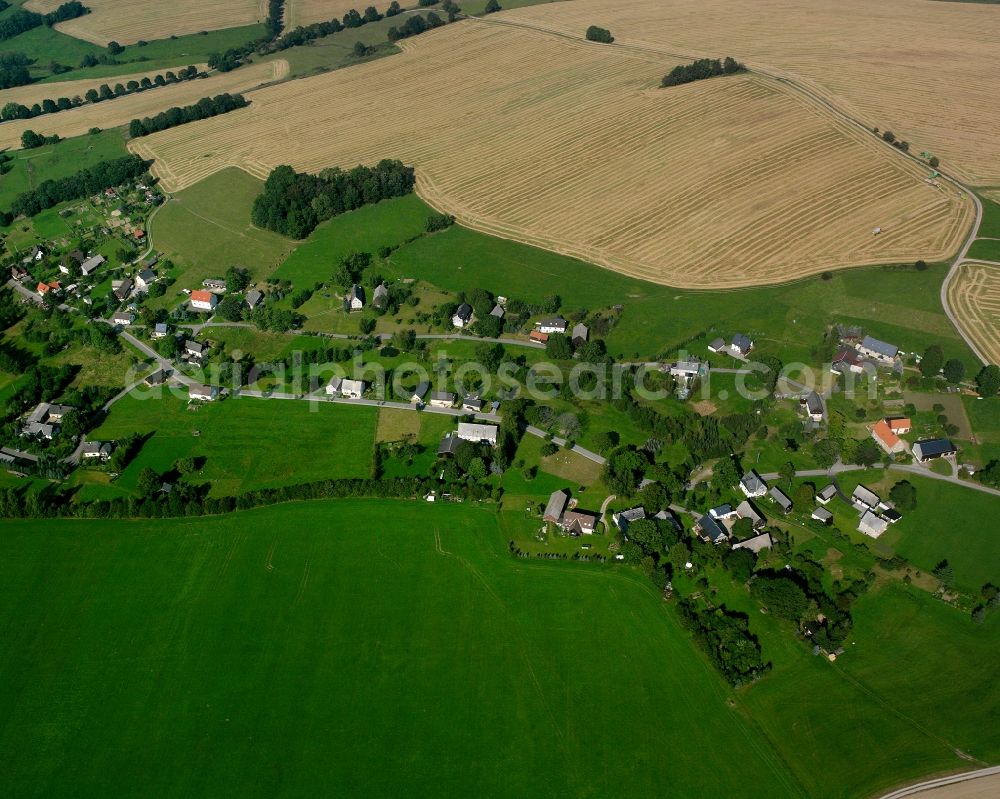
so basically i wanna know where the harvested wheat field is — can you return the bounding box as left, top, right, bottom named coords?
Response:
left=0, top=65, right=207, bottom=110
left=131, top=22, right=971, bottom=289
left=24, top=0, right=265, bottom=45
left=502, top=0, right=1000, bottom=186
left=284, top=0, right=377, bottom=28
left=0, top=61, right=285, bottom=153
left=947, top=262, right=1000, bottom=365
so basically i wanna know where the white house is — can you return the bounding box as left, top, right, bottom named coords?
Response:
left=739, top=470, right=768, bottom=498
left=429, top=391, right=456, bottom=408
left=347, top=284, right=364, bottom=311
left=536, top=317, right=568, bottom=334
left=456, top=422, right=498, bottom=446
left=189, top=290, right=217, bottom=311
left=188, top=384, right=219, bottom=401
left=111, top=311, right=135, bottom=326
left=858, top=510, right=889, bottom=538
left=135, top=268, right=156, bottom=291
left=81, top=441, right=113, bottom=460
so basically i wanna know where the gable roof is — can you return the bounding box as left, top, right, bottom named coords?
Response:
left=741, top=470, right=767, bottom=494
left=708, top=336, right=726, bottom=351
left=490, top=304, right=505, bottom=317
left=411, top=381, right=429, bottom=399
left=348, top=284, right=364, bottom=303
left=732, top=532, right=773, bottom=553
left=437, top=434, right=463, bottom=456
left=860, top=335, right=898, bottom=359
left=913, top=438, right=957, bottom=459
left=457, top=422, right=498, bottom=442
left=858, top=510, right=889, bottom=537
left=454, top=303, right=472, bottom=321
left=736, top=500, right=765, bottom=526
left=852, top=485, right=881, bottom=508
left=731, top=333, right=753, bottom=352
left=698, top=513, right=729, bottom=542
left=769, top=486, right=793, bottom=510
left=817, top=484, right=837, bottom=501
left=544, top=489, right=569, bottom=521
left=872, top=419, right=901, bottom=450
left=245, top=289, right=264, bottom=306
left=811, top=507, right=833, bottom=522
left=887, top=417, right=911, bottom=432
left=562, top=509, right=597, bottom=534
left=572, top=322, right=589, bottom=341
left=190, top=289, right=214, bottom=304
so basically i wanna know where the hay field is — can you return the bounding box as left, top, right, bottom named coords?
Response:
left=24, top=0, right=266, bottom=45
left=946, top=262, right=1000, bottom=365
left=285, top=0, right=377, bottom=28
left=502, top=0, right=1000, bottom=187
left=0, top=60, right=285, bottom=153
left=0, top=65, right=206, bottom=109
left=131, top=22, right=970, bottom=289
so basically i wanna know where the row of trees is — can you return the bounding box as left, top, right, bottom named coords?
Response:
left=251, top=160, right=416, bottom=238
left=2, top=153, right=148, bottom=222
left=271, top=2, right=402, bottom=54
left=128, top=92, right=248, bottom=137
left=1, top=65, right=201, bottom=124
left=0, top=1, right=89, bottom=42
left=661, top=56, right=745, bottom=87
left=388, top=11, right=446, bottom=41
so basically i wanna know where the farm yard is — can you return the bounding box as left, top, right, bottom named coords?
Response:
left=129, top=21, right=971, bottom=289
left=0, top=60, right=287, bottom=153
left=24, top=0, right=267, bottom=46
left=503, top=0, right=1000, bottom=187
left=946, top=261, right=1000, bottom=365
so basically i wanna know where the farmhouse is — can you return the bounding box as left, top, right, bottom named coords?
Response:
left=372, top=283, right=389, bottom=309
left=912, top=438, right=957, bottom=463
left=462, top=394, right=484, bottom=412
left=456, top=422, right=498, bottom=446
left=452, top=303, right=473, bottom=328
left=561, top=509, right=598, bottom=536
left=852, top=485, right=881, bottom=512
left=887, top=417, right=912, bottom=434
left=245, top=289, right=264, bottom=309
left=731, top=333, right=754, bottom=357
left=736, top=500, right=766, bottom=531
left=831, top=346, right=865, bottom=374
left=613, top=506, right=645, bottom=537
left=811, top=507, right=833, bottom=525
left=326, top=377, right=366, bottom=398
left=113, top=278, right=133, bottom=302
left=707, top=337, right=726, bottom=353
left=858, top=335, right=899, bottom=363
left=709, top=503, right=738, bottom=521
left=190, top=290, right=217, bottom=311
left=22, top=402, right=73, bottom=439
left=669, top=360, right=703, bottom=382
left=135, top=268, right=157, bottom=290
left=544, top=489, right=570, bottom=523
left=188, top=384, right=219, bottom=402
left=347, top=284, right=365, bottom=311
left=111, top=311, right=135, bottom=326
left=801, top=392, right=824, bottom=422
left=430, top=391, right=456, bottom=408
left=740, top=470, right=767, bottom=498
left=81, top=441, right=113, bottom=460
left=203, top=278, right=227, bottom=292
left=536, top=317, right=568, bottom=334
left=732, top=532, right=773, bottom=553
left=858, top=510, right=889, bottom=538
left=144, top=368, right=169, bottom=386
left=817, top=484, right=837, bottom=504
left=871, top=419, right=907, bottom=455
left=410, top=381, right=429, bottom=404
left=769, top=486, right=793, bottom=514
left=571, top=322, right=589, bottom=345
left=184, top=340, right=206, bottom=359
left=36, top=281, right=61, bottom=296
left=81, top=254, right=106, bottom=276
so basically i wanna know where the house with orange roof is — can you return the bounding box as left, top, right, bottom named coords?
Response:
left=189, top=289, right=218, bottom=312
left=887, top=417, right=911, bottom=434
left=871, top=419, right=906, bottom=455
left=36, top=280, right=61, bottom=296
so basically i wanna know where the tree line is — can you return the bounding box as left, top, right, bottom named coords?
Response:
left=1, top=153, right=149, bottom=223
left=251, top=160, right=416, bottom=239
left=0, top=1, right=89, bottom=42
left=127, top=92, right=248, bottom=138
left=661, top=56, right=745, bottom=87
left=1, top=65, right=201, bottom=124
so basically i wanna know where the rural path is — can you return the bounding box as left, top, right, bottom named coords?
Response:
left=465, top=13, right=990, bottom=366
left=878, top=766, right=1000, bottom=799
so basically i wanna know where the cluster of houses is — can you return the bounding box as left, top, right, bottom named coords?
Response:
left=188, top=278, right=265, bottom=313
left=832, top=333, right=901, bottom=375
left=20, top=402, right=74, bottom=440
left=345, top=282, right=389, bottom=313
left=526, top=317, right=589, bottom=346
left=708, top=333, right=755, bottom=359
left=870, top=416, right=958, bottom=464
left=543, top=489, right=599, bottom=535
left=822, top=483, right=903, bottom=538
left=694, top=470, right=784, bottom=551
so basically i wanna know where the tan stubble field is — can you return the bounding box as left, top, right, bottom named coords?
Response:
left=946, top=262, right=1000, bottom=365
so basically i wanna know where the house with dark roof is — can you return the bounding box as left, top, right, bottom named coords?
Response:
left=562, top=509, right=598, bottom=535
left=437, top=434, right=463, bottom=457
left=490, top=304, right=505, bottom=319
left=462, top=394, right=484, bottom=412
left=346, top=284, right=365, bottom=311
left=858, top=335, right=899, bottom=363
left=429, top=391, right=456, bottom=408
left=831, top=346, right=865, bottom=374
left=697, top=513, right=729, bottom=544
left=184, top=340, right=206, bottom=359
left=144, top=368, right=170, bottom=386
left=709, top=503, right=738, bottom=520
left=912, top=438, right=957, bottom=463
left=113, top=278, right=133, bottom=302
left=135, top=268, right=157, bottom=291
left=536, top=317, right=567, bottom=334
left=612, top=506, right=645, bottom=537
left=151, top=322, right=171, bottom=339
left=81, top=441, right=113, bottom=460
left=801, top=392, right=824, bottom=422
left=111, top=311, right=135, bottom=326
left=707, top=337, right=726, bottom=353
left=452, top=303, right=473, bottom=329
left=769, top=486, right=793, bottom=514
left=410, top=381, right=429, bottom=404
left=731, top=333, right=754, bottom=357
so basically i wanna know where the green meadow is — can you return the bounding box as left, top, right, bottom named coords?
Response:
left=85, top=393, right=376, bottom=498
left=2, top=500, right=997, bottom=798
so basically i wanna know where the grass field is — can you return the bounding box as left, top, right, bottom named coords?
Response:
left=2, top=499, right=998, bottom=797
left=131, top=21, right=971, bottom=289
left=25, top=0, right=266, bottom=45
left=146, top=167, right=295, bottom=303
left=2, top=60, right=287, bottom=153
left=945, top=261, right=1000, bottom=364
left=967, top=239, right=1000, bottom=261
left=505, top=0, right=1000, bottom=186
left=0, top=129, right=126, bottom=212
left=86, top=394, right=376, bottom=497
